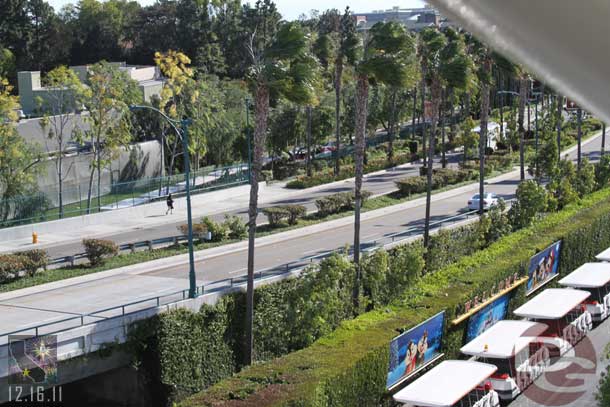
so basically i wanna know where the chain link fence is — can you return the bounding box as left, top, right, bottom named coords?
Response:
left=0, top=163, right=249, bottom=228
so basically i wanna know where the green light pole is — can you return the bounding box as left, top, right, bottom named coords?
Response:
left=129, top=105, right=198, bottom=298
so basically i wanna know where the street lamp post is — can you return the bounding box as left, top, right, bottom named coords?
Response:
left=129, top=105, right=198, bottom=299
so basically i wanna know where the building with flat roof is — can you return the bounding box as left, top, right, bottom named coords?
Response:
left=18, top=62, right=164, bottom=116
left=354, top=5, right=453, bottom=31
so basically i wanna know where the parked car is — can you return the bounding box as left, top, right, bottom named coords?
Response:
left=468, top=192, right=498, bottom=211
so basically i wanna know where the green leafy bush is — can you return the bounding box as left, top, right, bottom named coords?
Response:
left=508, top=180, right=548, bottom=229
left=283, top=204, right=306, bottom=225
left=200, top=217, right=228, bottom=242
left=223, top=215, right=247, bottom=240
left=315, top=191, right=371, bottom=216
left=395, top=168, right=476, bottom=197
left=597, top=363, right=610, bottom=407
left=15, top=249, right=49, bottom=277
left=595, top=155, right=610, bottom=188
left=82, top=238, right=119, bottom=266
left=262, top=207, right=290, bottom=227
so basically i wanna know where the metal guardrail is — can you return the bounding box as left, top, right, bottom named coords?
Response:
left=48, top=235, right=193, bottom=267
left=0, top=200, right=513, bottom=343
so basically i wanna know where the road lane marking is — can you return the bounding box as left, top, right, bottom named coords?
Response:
left=229, top=267, right=247, bottom=275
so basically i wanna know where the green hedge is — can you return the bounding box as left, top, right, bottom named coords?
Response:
left=181, top=187, right=610, bottom=407
left=395, top=168, right=477, bottom=196
left=286, top=151, right=416, bottom=189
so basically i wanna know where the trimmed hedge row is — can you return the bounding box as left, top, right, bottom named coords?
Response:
left=286, top=151, right=416, bottom=189
left=315, top=191, right=372, bottom=217
left=0, top=249, right=49, bottom=282
left=395, top=168, right=477, bottom=196
left=181, top=187, right=610, bottom=407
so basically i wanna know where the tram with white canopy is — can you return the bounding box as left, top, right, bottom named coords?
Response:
left=559, top=262, right=610, bottom=322
left=393, top=360, right=500, bottom=407
left=513, top=288, right=592, bottom=354
left=459, top=320, right=549, bottom=401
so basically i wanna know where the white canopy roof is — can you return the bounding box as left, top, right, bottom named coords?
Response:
left=559, top=263, right=610, bottom=288
left=460, top=320, right=548, bottom=359
left=393, top=360, right=497, bottom=407
left=514, top=288, right=590, bottom=320
left=595, top=247, right=610, bottom=262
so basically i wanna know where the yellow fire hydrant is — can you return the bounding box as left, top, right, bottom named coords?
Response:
left=32, top=232, right=38, bottom=244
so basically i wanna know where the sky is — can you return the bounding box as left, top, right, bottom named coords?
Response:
left=47, top=0, right=427, bottom=21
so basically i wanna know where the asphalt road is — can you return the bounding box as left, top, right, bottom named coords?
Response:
left=0, top=133, right=604, bottom=338
left=40, top=153, right=462, bottom=259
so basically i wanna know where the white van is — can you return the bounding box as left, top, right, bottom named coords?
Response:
left=471, top=121, right=505, bottom=151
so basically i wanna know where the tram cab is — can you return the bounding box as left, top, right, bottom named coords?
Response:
left=513, top=288, right=592, bottom=355
left=559, top=262, right=610, bottom=322
left=393, top=360, right=500, bottom=407
left=460, top=320, right=549, bottom=401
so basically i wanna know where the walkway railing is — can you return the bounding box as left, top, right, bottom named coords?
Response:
left=0, top=201, right=510, bottom=344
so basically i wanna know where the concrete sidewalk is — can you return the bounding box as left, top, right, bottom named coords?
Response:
left=0, top=161, right=417, bottom=254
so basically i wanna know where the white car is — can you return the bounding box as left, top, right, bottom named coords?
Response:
left=468, top=193, right=498, bottom=211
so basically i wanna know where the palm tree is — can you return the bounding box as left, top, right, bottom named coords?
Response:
left=420, top=27, right=470, bottom=250
left=352, top=21, right=417, bottom=304
left=470, top=37, right=493, bottom=214
left=244, top=14, right=318, bottom=365
left=316, top=8, right=359, bottom=176
left=518, top=73, right=529, bottom=180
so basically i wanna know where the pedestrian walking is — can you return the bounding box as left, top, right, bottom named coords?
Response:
left=166, top=193, right=174, bottom=215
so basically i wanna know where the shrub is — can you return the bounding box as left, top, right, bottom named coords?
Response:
left=283, top=204, right=307, bottom=225
left=315, top=191, right=371, bottom=216
left=0, top=254, right=24, bottom=282
left=177, top=223, right=209, bottom=239
left=595, top=155, right=610, bottom=188
left=508, top=180, right=548, bottom=229
left=395, top=176, right=427, bottom=196
left=82, top=239, right=119, bottom=266
left=262, top=207, right=290, bottom=227
left=395, top=169, right=475, bottom=197
left=223, top=215, right=247, bottom=240
left=15, top=249, right=49, bottom=277
left=201, top=217, right=228, bottom=242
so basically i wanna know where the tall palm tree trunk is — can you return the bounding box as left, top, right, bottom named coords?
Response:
left=306, top=105, right=312, bottom=177
left=440, top=90, right=446, bottom=168
left=479, top=62, right=491, bottom=214
left=557, top=94, right=562, bottom=162
left=334, top=61, right=343, bottom=176
left=411, top=87, right=417, bottom=140
left=245, top=82, right=269, bottom=366
left=577, top=107, right=582, bottom=169
left=423, top=79, right=441, bottom=251
left=388, top=88, right=398, bottom=164
left=602, top=122, right=606, bottom=156
left=353, top=74, right=369, bottom=308
left=518, top=77, right=527, bottom=180
left=420, top=76, right=427, bottom=166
